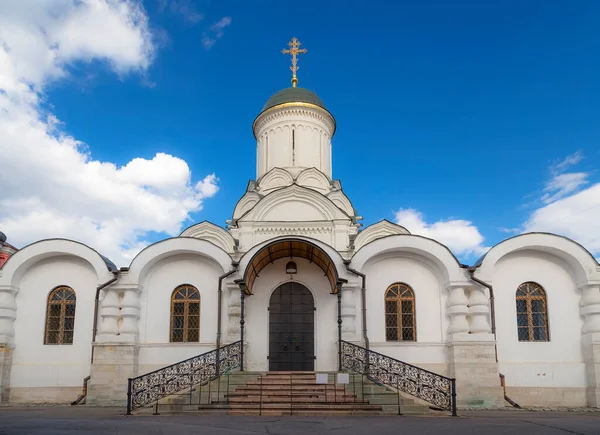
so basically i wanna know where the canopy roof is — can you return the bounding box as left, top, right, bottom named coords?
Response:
left=243, top=239, right=339, bottom=294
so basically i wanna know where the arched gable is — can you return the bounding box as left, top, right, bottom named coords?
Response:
left=238, top=184, right=351, bottom=223
left=179, top=221, right=236, bottom=253
left=326, top=190, right=355, bottom=216
left=0, top=239, right=114, bottom=288
left=296, top=167, right=331, bottom=194
left=232, top=191, right=262, bottom=220
left=354, top=220, right=410, bottom=251
left=127, top=237, right=233, bottom=284
left=256, top=167, right=294, bottom=193
left=474, top=232, right=600, bottom=285
left=350, top=234, right=468, bottom=285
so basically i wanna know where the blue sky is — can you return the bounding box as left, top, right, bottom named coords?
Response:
left=1, top=0, right=599, bottom=265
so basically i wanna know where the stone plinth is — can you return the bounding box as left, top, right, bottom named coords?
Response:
left=87, top=344, right=137, bottom=406
left=0, top=345, right=13, bottom=403
left=448, top=339, right=504, bottom=408
left=583, top=332, right=600, bottom=407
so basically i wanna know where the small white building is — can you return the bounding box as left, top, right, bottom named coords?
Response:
left=0, top=78, right=599, bottom=409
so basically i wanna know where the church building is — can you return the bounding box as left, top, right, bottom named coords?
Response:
left=0, top=38, right=599, bottom=410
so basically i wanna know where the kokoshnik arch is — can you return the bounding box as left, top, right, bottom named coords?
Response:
left=0, top=38, right=600, bottom=410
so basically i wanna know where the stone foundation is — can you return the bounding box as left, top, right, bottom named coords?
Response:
left=9, top=386, right=81, bottom=404
left=0, top=346, right=13, bottom=403
left=583, top=333, right=600, bottom=407
left=448, top=340, right=504, bottom=408
left=504, top=386, right=587, bottom=408
left=87, top=344, right=138, bottom=406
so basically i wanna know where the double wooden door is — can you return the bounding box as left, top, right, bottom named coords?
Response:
left=268, top=282, right=315, bottom=371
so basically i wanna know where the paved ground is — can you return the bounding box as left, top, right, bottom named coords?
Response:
left=0, top=407, right=599, bottom=434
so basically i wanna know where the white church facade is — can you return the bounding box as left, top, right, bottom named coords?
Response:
left=1, top=43, right=600, bottom=410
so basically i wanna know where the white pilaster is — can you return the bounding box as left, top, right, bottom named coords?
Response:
left=341, top=286, right=357, bottom=338
left=95, top=288, right=119, bottom=342
left=119, top=285, right=141, bottom=342
left=580, top=284, right=600, bottom=407
left=446, top=285, right=470, bottom=340
left=468, top=285, right=492, bottom=335
left=226, top=284, right=241, bottom=341
left=0, top=285, right=17, bottom=345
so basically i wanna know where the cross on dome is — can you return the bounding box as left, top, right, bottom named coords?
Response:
left=281, top=37, right=307, bottom=88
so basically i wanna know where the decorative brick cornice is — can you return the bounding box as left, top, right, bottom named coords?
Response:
left=253, top=106, right=335, bottom=137
left=254, top=226, right=333, bottom=236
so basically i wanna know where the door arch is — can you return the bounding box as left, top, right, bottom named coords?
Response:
left=268, top=282, right=315, bottom=371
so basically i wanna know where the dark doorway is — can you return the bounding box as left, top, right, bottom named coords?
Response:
left=268, top=282, right=315, bottom=371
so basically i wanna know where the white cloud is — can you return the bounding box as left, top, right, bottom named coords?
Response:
left=554, top=151, right=583, bottom=173
left=158, top=0, right=203, bottom=24
left=394, top=209, right=488, bottom=258
left=0, top=0, right=218, bottom=266
left=524, top=182, right=600, bottom=256
left=521, top=151, right=600, bottom=258
left=540, top=151, right=589, bottom=204
left=202, top=16, right=232, bottom=50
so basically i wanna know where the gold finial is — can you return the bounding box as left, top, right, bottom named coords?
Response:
left=282, top=37, right=307, bottom=87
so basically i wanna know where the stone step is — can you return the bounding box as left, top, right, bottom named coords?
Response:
left=225, top=403, right=383, bottom=410
left=155, top=370, right=433, bottom=417
left=226, top=397, right=365, bottom=404
left=227, top=392, right=357, bottom=398
left=227, top=410, right=395, bottom=416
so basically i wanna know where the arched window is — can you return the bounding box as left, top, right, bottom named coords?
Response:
left=170, top=285, right=200, bottom=343
left=516, top=282, right=549, bottom=342
left=44, top=286, right=76, bottom=345
left=385, top=283, right=416, bottom=341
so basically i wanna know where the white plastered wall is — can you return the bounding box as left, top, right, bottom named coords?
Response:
left=242, top=257, right=339, bottom=372
left=362, top=253, right=449, bottom=375
left=10, top=256, right=97, bottom=402
left=493, top=249, right=586, bottom=406
left=137, top=254, right=225, bottom=374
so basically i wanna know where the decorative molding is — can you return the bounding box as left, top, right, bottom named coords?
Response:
left=254, top=226, right=333, bottom=236
left=232, top=191, right=262, bottom=220
left=296, top=167, right=332, bottom=194
left=253, top=106, right=335, bottom=137
left=256, top=168, right=294, bottom=192
left=353, top=220, right=410, bottom=251
left=179, top=222, right=236, bottom=254
left=326, top=190, right=354, bottom=216
left=240, top=184, right=351, bottom=223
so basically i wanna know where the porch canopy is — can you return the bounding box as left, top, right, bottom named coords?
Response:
left=242, top=239, right=340, bottom=295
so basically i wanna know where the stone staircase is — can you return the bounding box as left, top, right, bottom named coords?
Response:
left=140, top=371, right=431, bottom=416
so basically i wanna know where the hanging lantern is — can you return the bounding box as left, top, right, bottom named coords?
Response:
left=286, top=261, right=297, bottom=275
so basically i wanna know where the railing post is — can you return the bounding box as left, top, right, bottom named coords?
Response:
left=396, top=377, right=402, bottom=416
left=451, top=378, right=457, bottom=417
left=239, top=284, right=246, bottom=372
left=336, top=285, right=343, bottom=372
left=216, top=346, right=221, bottom=378
left=259, top=375, right=263, bottom=415
left=126, top=378, right=132, bottom=415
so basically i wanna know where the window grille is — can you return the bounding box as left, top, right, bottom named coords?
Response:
left=44, top=286, right=76, bottom=345
left=516, top=282, right=549, bottom=342
left=385, top=283, right=416, bottom=341
left=170, top=285, right=200, bottom=342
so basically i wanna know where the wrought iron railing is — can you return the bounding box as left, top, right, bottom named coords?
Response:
left=341, top=340, right=457, bottom=416
left=126, top=340, right=242, bottom=414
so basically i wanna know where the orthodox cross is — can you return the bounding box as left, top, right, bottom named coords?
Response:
left=282, top=37, right=307, bottom=87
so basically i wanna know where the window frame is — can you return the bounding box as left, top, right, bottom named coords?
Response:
left=44, top=286, right=76, bottom=345
left=516, top=281, right=550, bottom=342
left=384, top=282, right=417, bottom=342
left=170, top=284, right=201, bottom=343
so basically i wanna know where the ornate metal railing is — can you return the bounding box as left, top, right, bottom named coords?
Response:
left=126, top=340, right=242, bottom=414
left=341, top=340, right=457, bottom=416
